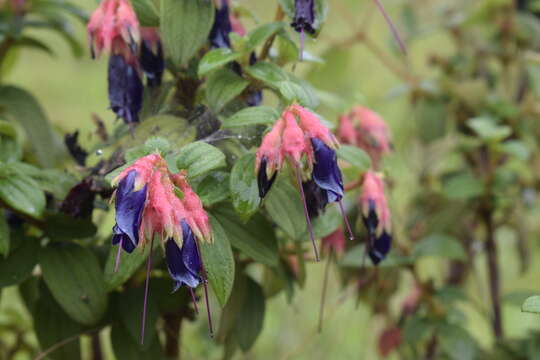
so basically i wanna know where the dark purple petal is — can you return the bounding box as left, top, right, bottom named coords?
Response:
left=108, top=55, right=143, bottom=124
left=362, top=200, right=379, bottom=238
left=302, top=179, right=327, bottom=218
left=114, top=170, right=147, bottom=250
left=257, top=157, right=277, bottom=198
left=139, top=39, right=164, bottom=87
left=165, top=221, right=201, bottom=291
left=61, top=178, right=95, bottom=218
left=311, top=138, right=344, bottom=204
left=64, top=131, right=88, bottom=166
left=112, top=230, right=137, bottom=253
left=369, top=231, right=392, bottom=265
left=291, top=0, right=315, bottom=34
left=209, top=1, right=232, bottom=48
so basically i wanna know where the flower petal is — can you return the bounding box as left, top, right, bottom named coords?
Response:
left=369, top=231, right=392, bottom=265
left=165, top=237, right=200, bottom=291
left=115, top=170, right=147, bottom=249
left=257, top=157, right=277, bottom=198
left=311, top=138, right=344, bottom=203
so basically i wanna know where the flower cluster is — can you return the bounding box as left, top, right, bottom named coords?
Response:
left=338, top=106, right=392, bottom=170
left=111, top=153, right=212, bottom=340
left=338, top=106, right=393, bottom=265
left=255, top=104, right=350, bottom=260
left=87, top=0, right=165, bottom=124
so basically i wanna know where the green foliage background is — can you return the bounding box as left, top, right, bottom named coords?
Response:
left=3, top=0, right=540, bottom=359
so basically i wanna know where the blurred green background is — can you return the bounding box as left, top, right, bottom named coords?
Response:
left=3, top=0, right=540, bottom=359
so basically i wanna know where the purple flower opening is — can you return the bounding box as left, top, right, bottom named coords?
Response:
left=291, top=0, right=316, bottom=34
left=209, top=1, right=232, bottom=49
left=311, top=138, right=344, bottom=204
left=302, top=179, right=327, bottom=218
left=369, top=231, right=392, bottom=265
left=108, top=54, right=143, bottom=124
left=165, top=220, right=202, bottom=291
left=112, top=170, right=147, bottom=252
left=139, top=39, right=164, bottom=87
left=257, top=157, right=277, bottom=198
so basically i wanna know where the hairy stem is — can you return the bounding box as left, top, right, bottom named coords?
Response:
left=483, top=208, right=503, bottom=340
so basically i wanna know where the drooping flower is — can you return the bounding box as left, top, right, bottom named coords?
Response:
left=108, top=54, right=143, bottom=124
left=165, top=220, right=202, bottom=291
left=338, top=106, right=392, bottom=169
left=111, top=153, right=214, bottom=340
left=359, top=170, right=392, bottom=265
left=291, top=0, right=315, bottom=58
left=139, top=28, right=164, bottom=87
left=255, top=105, right=352, bottom=260
left=87, top=0, right=143, bottom=124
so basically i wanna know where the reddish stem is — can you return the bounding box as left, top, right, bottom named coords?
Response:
left=189, top=288, right=199, bottom=315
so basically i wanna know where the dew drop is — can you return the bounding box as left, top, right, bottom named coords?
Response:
left=96, top=149, right=103, bottom=156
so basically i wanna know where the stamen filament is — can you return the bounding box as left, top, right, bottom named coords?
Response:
left=299, top=29, right=305, bottom=61
left=114, top=239, right=123, bottom=273
left=296, top=164, right=320, bottom=262
left=140, top=236, right=154, bottom=345
left=194, top=239, right=214, bottom=337
left=318, top=249, right=333, bottom=333
left=189, top=288, right=199, bottom=315
left=372, top=0, right=407, bottom=55
left=338, top=201, right=355, bottom=241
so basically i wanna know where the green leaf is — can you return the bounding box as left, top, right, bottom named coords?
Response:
left=160, top=0, right=215, bottom=66
left=222, top=106, right=280, bottom=128
left=206, top=68, right=250, bottom=112
left=467, top=116, right=511, bottom=142
left=132, top=0, right=159, bottom=26
left=264, top=180, right=307, bottom=240
left=278, top=78, right=319, bottom=108
left=199, top=216, right=235, bottom=307
left=0, top=210, right=9, bottom=257
left=0, top=165, right=46, bottom=218
left=246, top=22, right=285, bottom=50
left=35, top=286, right=82, bottom=360
left=229, top=153, right=260, bottom=221
left=234, top=278, right=266, bottom=352
left=413, top=233, right=466, bottom=260
left=0, top=86, right=64, bottom=167
left=115, top=287, right=159, bottom=347
left=442, top=173, right=484, bottom=200
left=198, top=48, right=242, bottom=77
left=0, top=233, right=39, bottom=287
left=40, top=244, right=108, bottom=325
left=144, top=136, right=171, bottom=154
left=195, top=171, right=231, bottom=206
left=312, top=206, right=341, bottom=239
left=275, top=33, right=299, bottom=65
left=176, top=141, right=227, bottom=179
left=43, top=213, right=97, bottom=241
left=245, top=61, right=288, bottom=88
left=438, top=324, right=477, bottom=360
left=213, top=205, right=279, bottom=267
left=0, top=120, right=22, bottom=162
left=336, top=145, right=372, bottom=172
left=111, top=323, right=161, bottom=360
left=522, top=295, right=540, bottom=314
left=104, top=243, right=150, bottom=291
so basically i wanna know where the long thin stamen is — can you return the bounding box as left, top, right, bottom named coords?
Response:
left=140, top=236, right=154, bottom=345
left=338, top=201, right=355, bottom=241
left=299, top=29, right=305, bottom=61
left=114, top=239, right=123, bottom=273
left=372, top=0, right=407, bottom=55
left=318, top=250, right=333, bottom=333
left=296, top=164, right=319, bottom=262
left=195, top=239, right=214, bottom=337
left=189, top=288, right=199, bottom=315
